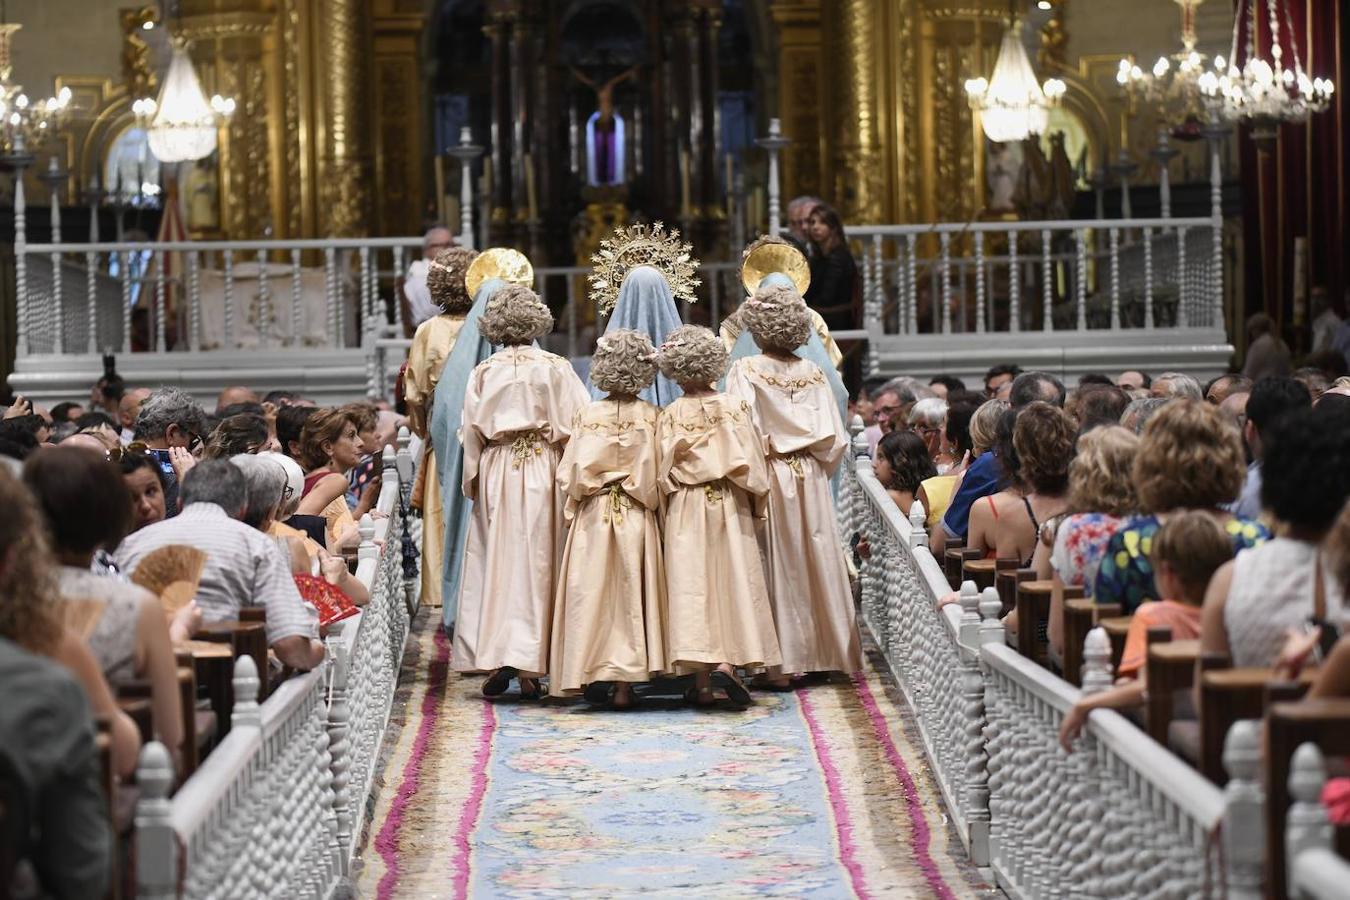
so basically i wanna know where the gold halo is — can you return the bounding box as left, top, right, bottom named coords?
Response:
left=465, top=248, right=534, bottom=299
left=741, top=238, right=810, bottom=297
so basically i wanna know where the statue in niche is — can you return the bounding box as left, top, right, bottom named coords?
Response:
left=986, top=140, right=1023, bottom=214
left=570, top=65, right=637, bottom=186
left=184, top=156, right=220, bottom=232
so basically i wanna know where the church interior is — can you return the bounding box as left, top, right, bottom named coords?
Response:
left=1, top=2, right=1349, bottom=899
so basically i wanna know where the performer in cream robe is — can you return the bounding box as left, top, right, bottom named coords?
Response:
left=550, top=329, right=667, bottom=705
left=655, top=325, right=780, bottom=707
left=453, top=284, right=590, bottom=696
left=404, top=247, right=477, bottom=612
left=725, top=285, right=863, bottom=679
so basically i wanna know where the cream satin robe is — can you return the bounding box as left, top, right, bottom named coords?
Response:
left=658, top=394, right=781, bottom=671
left=726, top=355, right=863, bottom=674
left=403, top=313, right=466, bottom=610
left=453, top=346, right=590, bottom=677
left=549, top=399, right=667, bottom=694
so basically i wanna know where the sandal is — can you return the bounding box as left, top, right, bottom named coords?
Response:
left=583, top=681, right=614, bottom=706
left=684, top=686, right=717, bottom=707
left=710, top=669, right=753, bottom=708
left=482, top=666, right=516, bottom=697
left=518, top=677, right=544, bottom=700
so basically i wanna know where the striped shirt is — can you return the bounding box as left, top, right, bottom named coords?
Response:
left=114, top=503, right=318, bottom=645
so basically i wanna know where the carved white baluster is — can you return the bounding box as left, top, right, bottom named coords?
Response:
left=1286, top=742, right=1335, bottom=898
left=978, top=587, right=1003, bottom=647
left=85, top=251, right=97, bottom=354
left=134, top=742, right=178, bottom=900
left=358, top=513, right=378, bottom=563
left=1176, top=224, right=1189, bottom=326
left=1143, top=226, right=1155, bottom=329
left=974, top=231, right=986, bottom=333
left=224, top=248, right=236, bottom=349
left=1008, top=230, right=1020, bottom=333
left=940, top=232, right=952, bottom=334
left=1221, top=720, right=1264, bottom=900
left=392, top=245, right=406, bottom=332
left=188, top=250, right=201, bottom=352
left=233, top=654, right=261, bottom=728
left=956, top=579, right=980, bottom=646
left=327, top=637, right=353, bottom=871
left=906, top=234, right=918, bottom=335
left=908, top=500, right=927, bottom=550
left=325, top=246, right=339, bottom=347
left=154, top=248, right=167, bottom=352
left=1075, top=229, right=1087, bottom=332
left=291, top=247, right=303, bottom=347
left=1041, top=228, right=1053, bottom=332
left=1109, top=228, right=1121, bottom=330
left=120, top=250, right=132, bottom=353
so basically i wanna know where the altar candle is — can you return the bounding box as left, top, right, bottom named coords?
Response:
left=434, top=155, right=447, bottom=224
left=524, top=153, right=538, bottom=222
left=679, top=147, right=691, bottom=218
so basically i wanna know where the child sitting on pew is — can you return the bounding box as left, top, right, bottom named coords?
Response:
left=1058, top=511, right=1232, bottom=752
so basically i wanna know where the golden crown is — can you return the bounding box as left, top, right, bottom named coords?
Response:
left=588, top=221, right=701, bottom=317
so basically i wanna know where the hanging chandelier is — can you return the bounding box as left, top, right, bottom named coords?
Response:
left=0, top=23, right=73, bottom=158
left=1197, top=0, right=1334, bottom=141
left=132, top=40, right=234, bottom=163
left=965, top=20, right=1067, bottom=144
left=1115, top=0, right=1223, bottom=140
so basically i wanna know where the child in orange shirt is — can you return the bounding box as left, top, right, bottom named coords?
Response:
left=1058, top=510, right=1233, bottom=752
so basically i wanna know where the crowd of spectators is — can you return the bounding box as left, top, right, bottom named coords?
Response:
left=0, top=378, right=405, bottom=898
left=853, top=360, right=1350, bottom=756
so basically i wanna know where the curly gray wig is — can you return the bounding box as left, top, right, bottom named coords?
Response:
left=478, top=283, right=553, bottom=346
left=426, top=247, right=479, bottom=314
left=591, top=328, right=658, bottom=397
left=656, top=324, right=728, bottom=387
left=740, top=284, right=811, bottom=352
left=134, top=387, right=207, bottom=442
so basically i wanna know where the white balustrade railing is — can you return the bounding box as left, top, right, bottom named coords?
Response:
left=837, top=416, right=1254, bottom=897
left=133, top=429, right=419, bottom=899
left=849, top=217, right=1223, bottom=345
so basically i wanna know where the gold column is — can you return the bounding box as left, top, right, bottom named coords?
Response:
left=770, top=0, right=825, bottom=202
left=829, top=0, right=887, bottom=222
left=180, top=2, right=275, bottom=240
left=315, top=0, right=374, bottom=237
left=372, top=1, right=427, bottom=237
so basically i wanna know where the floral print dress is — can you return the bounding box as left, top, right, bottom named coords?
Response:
left=1093, top=514, right=1270, bottom=614
left=1049, top=512, right=1128, bottom=597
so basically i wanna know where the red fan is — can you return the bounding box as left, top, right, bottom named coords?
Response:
left=294, top=574, right=360, bottom=627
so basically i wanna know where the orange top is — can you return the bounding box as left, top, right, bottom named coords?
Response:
left=1117, top=599, right=1203, bottom=678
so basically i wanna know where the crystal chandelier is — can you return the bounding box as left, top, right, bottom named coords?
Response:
left=132, top=40, right=234, bottom=163
left=1197, top=0, right=1334, bottom=140
left=0, top=23, right=73, bottom=157
left=1115, top=0, right=1222, bottom=140
left=965, top=20, right=1067, bottom=144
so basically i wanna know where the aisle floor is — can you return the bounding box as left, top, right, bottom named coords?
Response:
left=355, top=610, right=992, bottom=899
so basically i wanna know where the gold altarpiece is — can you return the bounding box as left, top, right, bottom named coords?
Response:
left=53, top=0, right=424, bottom=241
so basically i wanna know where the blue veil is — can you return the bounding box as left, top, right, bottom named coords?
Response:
left=591, top=265, right=684, bottom=407
left=429, top=277, right=503, bottom=630
left=723, top=272, right=849, bottom=423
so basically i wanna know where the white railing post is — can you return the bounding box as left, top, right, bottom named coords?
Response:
left=1177, top=225, right=1190, bottom=326
left=1075, top=228, right=1087, bottom=332
left=1008, top=231, right=1020, bottom=333
left=257, top=254, right=272, bottom=348
left=1143, top=226, right=1155, bottom=329
left=326, top=633, right=353, bottom=873
left=290, top=248, right=303, bottom=347
left=42, top=157, right=65, bottom=355
left=1222, top=720, right=1265, bottom=900
left=940, top=232, right=953, bottom=334
left=1152, top=127, right=1178, bottom=219
left=957, top=579, right=980, bottom=647
left=11, top=147, right=31, bottom=358
left=325, top=246, right=339, bottom=347
left=1287, top=743, right=1336, bottom=897
left=867, top=233, right=883, bottom=375
left=85, top=251, right=98, bottom=354
left=1041, top=228, right=1053, bottom=332
left=908, top=500, right=927, bottom=551
left=1080, top=627, right=1113, bottom=694
left=133, top=742, right=178, bottom=900
left=756, top=118, right=789, bottom=237
left=447, top=125, right=483, bottom=250
left=974, top=231, right=986, bottom=333
left=1108, top=227, right=1121, bottom=330
left=154, top=248, right=167, bottom=352
left=119, top=249, right=132, bottom=354
left=905, top=234, right=918, bottom=335
left=1206, top=113, right=1226, bottom=330
left=223, top=248, right=236, bottom=350
left=232, top=653, right=261, bottom=728
left=189, top=250, right=202, bottom=352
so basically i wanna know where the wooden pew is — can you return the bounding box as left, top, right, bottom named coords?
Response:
left=1197, top=661, right=1314, bottom=785
left=118, top=666, right=216, bottom=780
left=1062, top=597, right=1121, bottom=686
left=1144, top=635, right=1198, bottom=745
left=188, top=620, right=268, bottom=734
left=962, top=557, right=998, bottom=593
left=945, top=547, right=981, bottom=590
left=1265, top=698, right=1350, bottom=900
left=1014, top=579, right=1057, bottom=667
left=996, top=563, right=1033, bottom=617
left=1099, top=615, right=1132, bottom=673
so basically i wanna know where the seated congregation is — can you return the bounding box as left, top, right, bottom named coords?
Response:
left=0, top=383, right=403, bottom=898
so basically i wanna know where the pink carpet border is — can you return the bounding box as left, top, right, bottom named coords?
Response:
left=852, top=674, right=958, bottom=900
left=797, top=686, right=874, bottom=900
left=448, top=698, right=496, bottom=899
left=374, top=628, right=451, bottom=900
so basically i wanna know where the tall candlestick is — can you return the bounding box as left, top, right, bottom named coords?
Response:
left=523, top=153, right=538, bottom=222
left=679, top=147, right=692, bottom=218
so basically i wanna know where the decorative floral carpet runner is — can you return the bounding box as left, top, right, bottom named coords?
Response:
left=358, top=617, right=986, bottom=898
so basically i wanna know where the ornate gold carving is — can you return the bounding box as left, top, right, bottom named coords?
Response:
left=589, top=222, right=701, bottom=317
left=280, top=0, right=303, bottom=240
left=832, top=0, right=885, bottom=222
left=318, top=0, right=374, bottom=237
left=119, top=7, right=158, bottom=100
